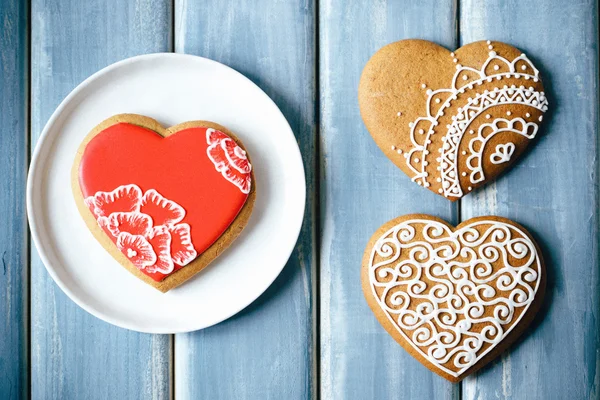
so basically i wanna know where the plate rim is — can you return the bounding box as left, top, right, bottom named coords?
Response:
left=26, top=52, right=306, bottom=333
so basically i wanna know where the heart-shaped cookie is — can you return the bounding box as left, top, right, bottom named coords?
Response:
left=362, top=215, right=545, bottom=382
left=359, top=40, right=548, bottom=200
left=72, top=114, right=256, bottom=292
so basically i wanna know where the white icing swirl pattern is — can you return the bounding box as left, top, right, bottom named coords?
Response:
left=367, top=218, right=542, bottom=377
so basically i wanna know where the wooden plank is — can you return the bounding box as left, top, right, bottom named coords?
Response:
left=0, top=0, right=28, bottom=398
left=30, top=1, right=172, bottom=399
left=173, top=1, right=316, bottom=399
left=319, top=1, right=460, bottom=398
left=460, top=0, right=599, bottom=398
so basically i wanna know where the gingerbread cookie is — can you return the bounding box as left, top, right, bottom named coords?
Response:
left=362, top=214, right=545, bottom=382
left=359, top=40, right=548, bottom=200
left=72, top=114, right=256, bottom=292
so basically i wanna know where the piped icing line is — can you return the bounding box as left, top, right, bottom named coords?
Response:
left=437, top=87, right=546, bottom=197
left=85, top=184, right=198, bottom=281
left=367, top=219, right=542, bottom=378
left=467, top=118, right=537, bottom=183
left=402, top=42, right=548, bottom=197
left=490, top=142, right=516, bottom=165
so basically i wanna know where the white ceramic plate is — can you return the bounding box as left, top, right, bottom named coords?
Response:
left=27, top=53, right=305, bottom=333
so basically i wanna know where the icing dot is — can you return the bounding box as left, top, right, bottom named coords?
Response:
left=435, top=98, right=441, bottom=104
left=423, top=161, right=428, bottom=166
left=421, top=83, right=427, bottom=89
left=506, top=111, right=512, bottom=116
left=391, top=145, right=396, bottom=150
left=418, top=129, right=424, bottom=134
left=461, top=172, right=467, bottom=177
left=426, top=89, right=433, bottom=95
left=397, top=149, right=403, bottom=154
left=453, top=58, right=458, bottom=63
left=462, top=75, right=468, bottom=80
left=424, top=182, right=430, bottom=187
left=404, top=153, right=409, bottom=158
left=424, top=150, right=430, bottom=155
left=493, top=65, right=499, bottom=70
left=127, top=249, right=137, bottom=258
left=489, top=51, right=496, bottom=57
left=397, top=112, right=402, bottom=116
left=468, top=186, right=472, bottom=191
left=469, top=130, right=474, bottom=134
left=486, top=114, right=491, bottom=119
left=488, top=45, right=493, bottom=50
left=486, top=40, right=491, bottom=44
left=461, top=151, right=467, bottom=155
left=456, top=64, right=462, bottom=69
left=415, top=158, right=420, bottom=163
left=438, top=189, right=443, bottom=193
left=539, top=115, right=543, bottom=122
left=408, top=122, right=413, bottom=128
left=450, top=52, right=455, bottom=57
left=443, top=181, right=450, bottom=189
left=418, top=181, right=422, bottom=186
left=522, top=65, right=527, bottom=70
left=526, top=113, right=531, bottom=118
left=436, top=178, right=442, bottom=182
left=534, top=77, right=539, bottom=82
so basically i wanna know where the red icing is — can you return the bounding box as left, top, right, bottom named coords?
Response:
left=79, top=123, right=251, bottom=281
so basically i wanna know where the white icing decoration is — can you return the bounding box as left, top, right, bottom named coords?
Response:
left=367, top=218, right=542, bottom=378
left=85, top=184, right=199, bottom=275
left=403, top=45, right=548, bottom=198
left=206, top=128, right=252, bottom=194
left=140, top=189, right=185, bottom=226
left=490, top=143, right=516, bottom=165
left=467, top=118, right=538, bottom=183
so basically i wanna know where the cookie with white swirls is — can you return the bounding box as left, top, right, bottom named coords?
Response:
left=358, top=40, right=548, bottom=200
left=362, top=214, right=545, bottom=382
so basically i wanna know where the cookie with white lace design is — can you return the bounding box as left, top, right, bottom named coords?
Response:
left=362, top=214, right=545, bottom=382
left=359, top=40, right=548, bottom=200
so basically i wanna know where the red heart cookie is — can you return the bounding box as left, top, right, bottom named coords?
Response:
left=72, top=114, right=256, bottom=292
left=362, top=215, right=545, bottom=382
left=359, top=40, right=548, bottom=200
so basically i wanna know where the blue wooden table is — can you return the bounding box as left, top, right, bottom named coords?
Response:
left=0, top=0, right=597, bottom=399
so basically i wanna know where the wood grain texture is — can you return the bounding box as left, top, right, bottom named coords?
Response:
left=30, top=1, right=172, bottom=399
left=174, top=1, right=315, bottom=399
left=459, top=1, right=600, bottom=399
left=319, top=1, right=460, bottom=398
left=0, top=0, right=28, bottom=398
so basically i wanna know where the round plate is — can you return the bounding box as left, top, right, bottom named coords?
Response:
left=27, top=53, right=306, bottom=333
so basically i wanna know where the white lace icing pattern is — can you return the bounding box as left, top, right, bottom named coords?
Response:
left=401, top=41, right=548, bottom=197
left=367, top=219, right=542, bottom=378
